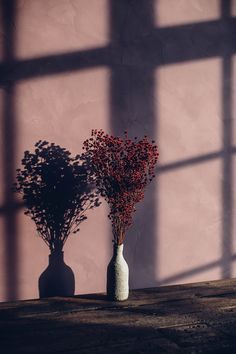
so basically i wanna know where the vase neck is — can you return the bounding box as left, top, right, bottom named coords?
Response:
left=49, top=251, right=64, bottom=265
left=113, top=244, right=124, bottom=257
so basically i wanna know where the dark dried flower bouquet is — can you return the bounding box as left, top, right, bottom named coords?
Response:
left=82, top=130, right=159, bottom=245
left=14, top=141, right=100, bottom=253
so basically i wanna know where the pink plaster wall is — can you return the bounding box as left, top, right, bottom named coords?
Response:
left=0, top=0, right=236, bottom=302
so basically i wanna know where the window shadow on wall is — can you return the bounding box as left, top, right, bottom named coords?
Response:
left=0, top=0, right=20, bottom=301
left=109, top=0, right=158, bottom=288
left=221, top=0, right=234, bottom=279
left=0, top=0, right=236, bottom=300
left=109, top=0, right=236, bottom=287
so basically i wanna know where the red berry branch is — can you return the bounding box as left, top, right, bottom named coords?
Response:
left=82, top=130, right=159, bottom=245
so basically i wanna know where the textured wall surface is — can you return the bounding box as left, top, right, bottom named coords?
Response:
left=0, top=0, right=236, bottom=302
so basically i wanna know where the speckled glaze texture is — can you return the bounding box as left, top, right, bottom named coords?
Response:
left=107, top=244, right=129, bottom=301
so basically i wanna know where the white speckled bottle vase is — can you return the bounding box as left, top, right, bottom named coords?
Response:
left=107, top=244, right=129, bottom=301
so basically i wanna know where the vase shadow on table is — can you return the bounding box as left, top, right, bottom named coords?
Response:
left=39, top=251, right=75, bottom=298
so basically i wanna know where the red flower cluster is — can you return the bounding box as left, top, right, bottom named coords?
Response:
left=83, top=130, right=159, bottom=245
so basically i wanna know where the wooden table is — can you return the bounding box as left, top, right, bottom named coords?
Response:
left=1, top=279, right=236, bottom=353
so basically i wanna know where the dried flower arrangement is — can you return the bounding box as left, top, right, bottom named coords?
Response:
left=14, top=141, right=100, bottom=253
left=82, top=130, right=159, bottom=245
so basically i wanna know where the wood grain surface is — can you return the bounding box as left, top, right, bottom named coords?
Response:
left=1, top=279, right=236, bottom=353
